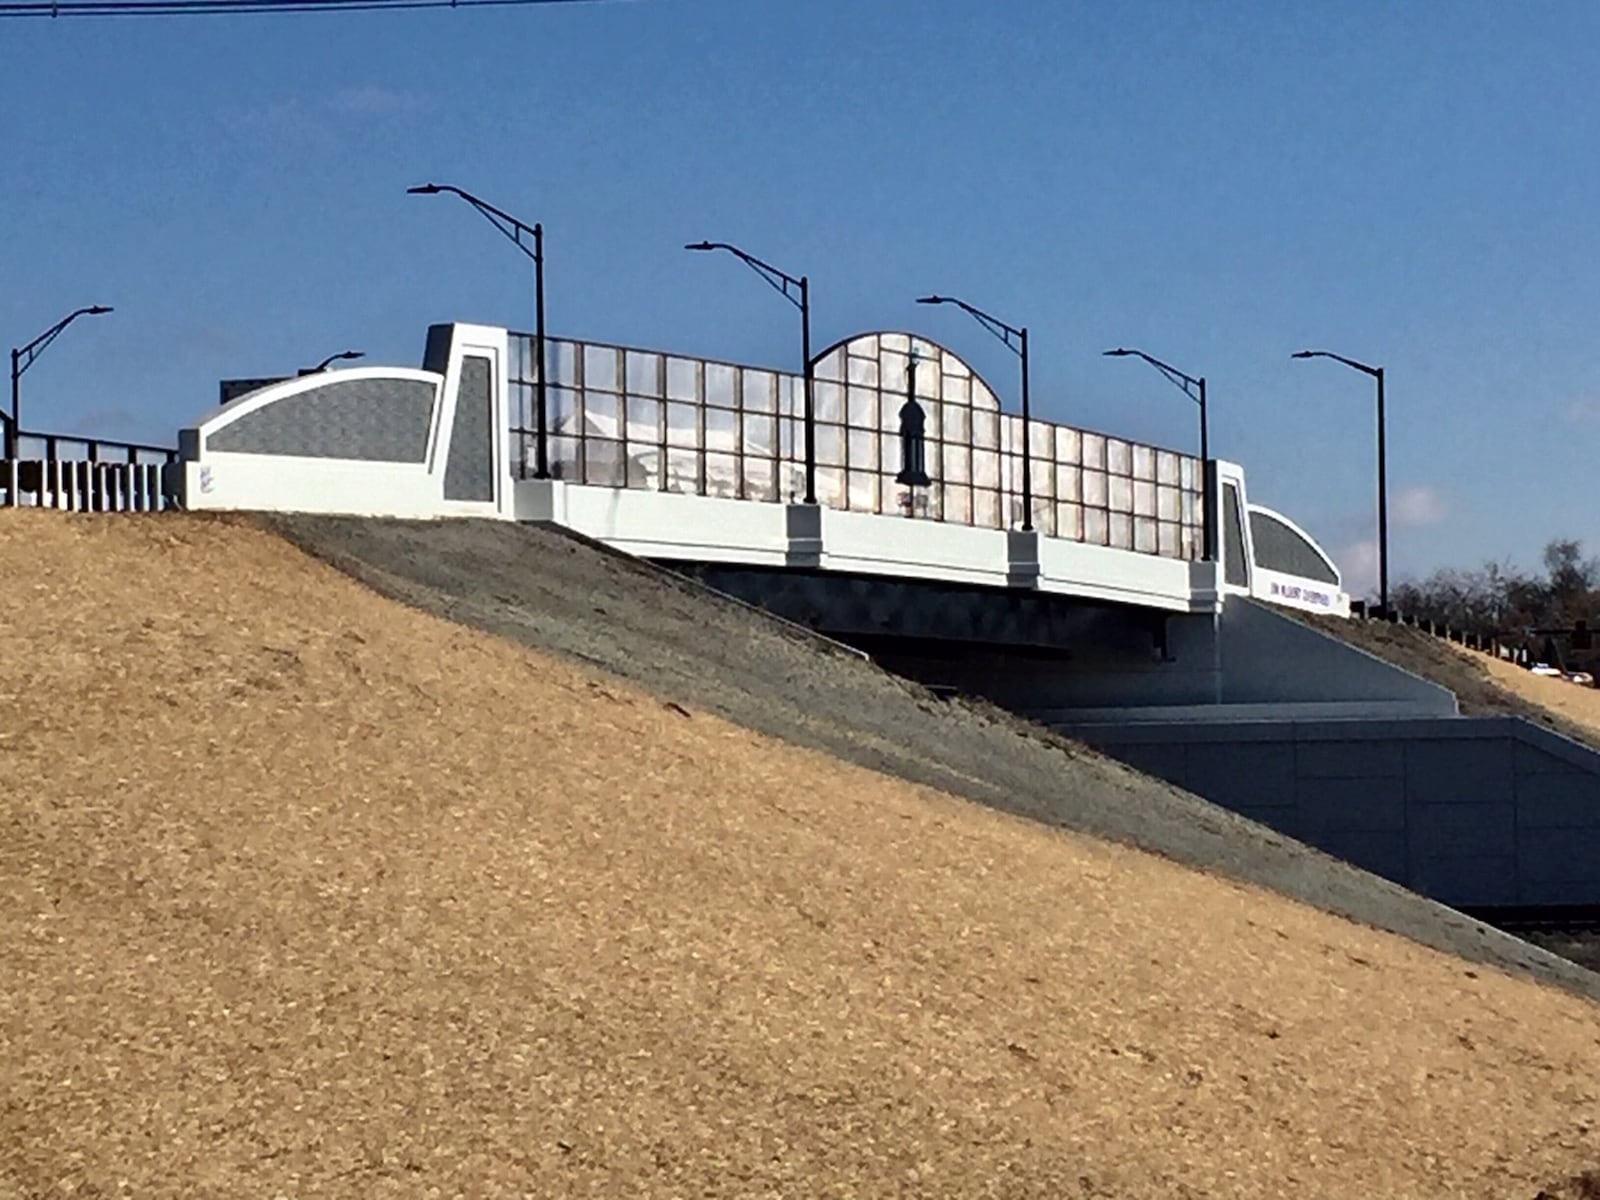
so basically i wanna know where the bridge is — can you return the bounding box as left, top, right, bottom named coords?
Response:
left=128, top=319, right=1600, bottom=912
left=173, top=320, right=1348, bottom=616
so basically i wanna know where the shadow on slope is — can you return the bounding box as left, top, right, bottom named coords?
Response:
left=256, top=512, right=1600, bottom=1001
left=4, top=508, right=1599, bottom=1200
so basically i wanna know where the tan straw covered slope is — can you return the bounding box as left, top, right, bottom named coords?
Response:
left=1304, top=609, right=1600, bottom=750
left=1465, top=647, right=1600, bottom=745
left=3, top=510, right=1598, bottom=1198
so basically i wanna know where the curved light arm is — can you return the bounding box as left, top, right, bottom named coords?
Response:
left=408, top=182, right=541, bottom=263
left=304, top=349, right=364, bottom=374
left=917, top=294, right=1023, bottom=357
left=15, top=305, right=113, bottom=378
left=1292, top=348, right=1380, bottom=378
left=685, top=241, right=804, bottom=310
left=1104, top=346, right=1202, bottom=404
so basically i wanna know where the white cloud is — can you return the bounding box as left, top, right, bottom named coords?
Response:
left=1332, top=538, right=1379, bottom=601
left=1565, top=396, right=1600, bottom=423
left=328, top=85, right=425, bottom=117
left=223, top=85, right=427, bottom=153
left=1392, top=484, right=1448, bottom=528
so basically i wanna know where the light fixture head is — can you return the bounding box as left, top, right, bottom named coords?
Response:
left=1291, top=350, right=1318, bottom=359
left=684, top=241, right=717, bottom=251
left=1103, top=348, right=1132, bottom=357
left=406, top=183, right=443, bottom=195
left=88, top=305, right=114, bottom=315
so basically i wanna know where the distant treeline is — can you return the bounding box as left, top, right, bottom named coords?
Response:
left=1393, top=540, right=1598, bottom=659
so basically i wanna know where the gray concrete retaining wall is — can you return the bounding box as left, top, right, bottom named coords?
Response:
left=1060, top=715, right=1600, bottom=908
left=1219, top=598, right=1457, bottom=713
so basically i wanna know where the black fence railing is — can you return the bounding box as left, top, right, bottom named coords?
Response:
left=2, top=424, right=180, bottom=512
left=1348, top=599, right=1557, bottom=666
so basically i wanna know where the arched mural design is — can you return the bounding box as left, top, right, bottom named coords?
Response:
left=202, top=374, right=437, bottom=462
left=1249, top=506, right=1340, bottom=585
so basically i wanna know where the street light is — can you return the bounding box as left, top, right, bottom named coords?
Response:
left=1103, top=347, right=1213, bottom=561
left=916, top=294, right=1033, bottom=531
left=1292, top=348, right=1388, bottom=614
left=298, top=349, right=364, bottom=376
left=685, top=241, right=815, bottom=505
left=9, top=304, right=113, bottom=461
left=408, top=182, right=547, bottom=479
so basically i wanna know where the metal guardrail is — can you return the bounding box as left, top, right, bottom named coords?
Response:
left=2, top=424, right=180, bottom=512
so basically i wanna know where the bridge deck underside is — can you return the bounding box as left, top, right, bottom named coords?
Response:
left=666, top=562, right=1170, bottom=655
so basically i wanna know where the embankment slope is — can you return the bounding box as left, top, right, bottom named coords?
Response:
left=3, top=510, right=1598, bottom=1198
left=1303, top=611, right=1600, bottom=748
left=259, top=512, right=1593, bottom=993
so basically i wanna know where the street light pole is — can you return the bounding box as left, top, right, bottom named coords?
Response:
left=1020, top=326, right=1032, bottom=533
left=1102, top=347, right=1213, bottom=561
left=1376, top=364, right=1387, bottom=615
left=535, top=221, right=548, bottom=481
left=800, top=274, right=814, bottom=504
left=8, top=304, right=114, bottom=462
left=917, top=294, right=1033, bottom=531
left=686, top=240, right=815, bottom=505
left=408, top=182, right=547, bottom=480
left=1292, top=349, right=1388, bottom=614
left=8, top=349, right=18, bottom=462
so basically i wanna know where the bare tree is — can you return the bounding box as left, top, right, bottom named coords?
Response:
left=1391, top=539, right=1597, bottom=644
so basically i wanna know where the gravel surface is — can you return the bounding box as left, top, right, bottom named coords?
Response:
left=1523, top=931, right=1600, bottom=974
left=12, top=509, right=1600, bottom=1199
left=257, top=513, right=1600, bottom=1001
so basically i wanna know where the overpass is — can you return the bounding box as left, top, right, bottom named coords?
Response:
left=163, top=319, right=1600, bottom=913
left=174, top=320, right=1348, bottom=615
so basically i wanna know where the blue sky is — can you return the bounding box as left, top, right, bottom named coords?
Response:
left=4, top=0, right=1599, bottom=592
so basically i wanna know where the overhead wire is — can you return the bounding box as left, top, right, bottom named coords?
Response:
left=0, top=0, right=610, bottom=16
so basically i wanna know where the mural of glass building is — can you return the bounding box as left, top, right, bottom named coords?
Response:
left=508, top=329, right=1205, bottom=563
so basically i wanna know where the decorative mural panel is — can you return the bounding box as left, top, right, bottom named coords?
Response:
left=1250, top=510, right=1339, bottom=584
left=205, top=376, right=435, bottom=462
left=1223, top=483, right=1248, bottom=586
left=506, top=330, right=1205, bottom=562
left=443, top=355, right=495, bottom=502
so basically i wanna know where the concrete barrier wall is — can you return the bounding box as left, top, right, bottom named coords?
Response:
left=518, top=479, right=795, bottom=566
left=516, top=479, right=1220, bottom=614
left=1220, top=597, right=1457, bottom=713
left=1063, top=715, right=1600, bottom=908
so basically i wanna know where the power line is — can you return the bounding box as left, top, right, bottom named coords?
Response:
left=0, top=0, right=611, bottom=16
